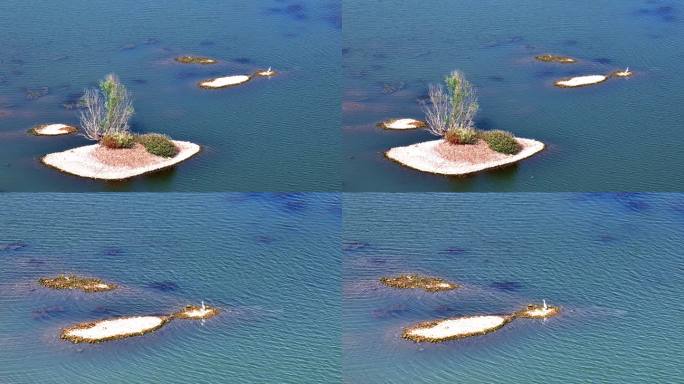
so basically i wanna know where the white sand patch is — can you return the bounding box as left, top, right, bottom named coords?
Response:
left=42, top=140, right=200, bottom=180
left=407, top=316, right=508, bottom=340
left=33, top=124, right=76, bottom=136
left=555, top=75, right=607, bottom=88
left=85, top=283, right=112, bottom=290
left=63, top=316, right=165, bottom=342
left=199, top=75, right=251, bottom=88
left=386, top=138, right=544, bottom=176
left=381, top=118, right=424, bottom=130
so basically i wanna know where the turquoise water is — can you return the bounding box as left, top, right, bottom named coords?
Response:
left=0, top=193, right=340, bottom=383
left=0, top=1, right=340, bottom=191
left=344, top=0, right=684, bottom=191
left=343, top=193, right=683, bottom=383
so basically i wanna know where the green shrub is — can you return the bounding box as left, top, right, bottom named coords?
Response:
left=444, top=128, right=478, bottom=145
left=101, top=132, right=136, bottom=149
left=480, top=130, right=522, bottom=154
left=136, top=133, right=178, bottom=157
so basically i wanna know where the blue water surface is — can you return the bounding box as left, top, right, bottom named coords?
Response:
left=0, top=1, right=340, bottom=191
left=344, top=0, right=684, bottom=191
left=343, top=193, right=683, bottom=383
left=0, top=193, right=341, bottom=383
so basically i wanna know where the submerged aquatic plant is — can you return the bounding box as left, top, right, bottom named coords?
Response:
left=79, top=74, right=134, bottom=141
left=421, top=70, right=479, bottom=142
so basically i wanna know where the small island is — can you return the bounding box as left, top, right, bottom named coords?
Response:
left=39, top=275, right=116, bottom=292
left=402, top=315, right=513, bottom=342
left=378, top=118, right=426, bottom=130
left=198, top=74, right=252, bottom=89
left=42, top=74, right=200, bottom=180
left=611, top=68, right=633, bottom=78
left=385, top=70, right=544, bottom=175
left=61, top=315, right=171, bottom=343
left=535, top=54, right=577, bottom=64
left=515, top=301, right=561, bottom=319
left=174, top=55, right=217, bottom=65
left=379, top=274, right=458, bottom=292
left=254, top=67, right=278, bottom=77
left=555, top=68, right=633, bottom=88
left=60, top=303, right=219, bottom=344
left=402, top=301, right=561, bottom=343
left=173, top=302, right=220, bottom=319
left=29, top=123, right=77, bottom=136
left=554, top=74, right=608, bottom=88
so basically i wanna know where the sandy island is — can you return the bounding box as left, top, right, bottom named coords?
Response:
left=554, top=75, right=608, bottom=88
left=386, top=138, right=544, bottom=176
left=175, top=56, right=217, bottom=65
left=198, top=75, right=251, bottom=89
left=378, top=118, right=426, bottom=130
left=555, top=69, right=633, bottom=88
left=60, top=303, right=220, bottom=343
left=39, top=275, right=116, bottom=293
left=535, top=54, right=577, bottom=64
left=42, top=140, right=200, bottom=180
left=402, top=303, right=561, bottom=343
left=173, top=304, right=220, bottom=320
left=30, top=124, right=77, bottom=136
left=403, top=315, right=512, bottom=342
left=380, top=274, right=459, bottom=292
left=61, top=316, right=171, bottom=343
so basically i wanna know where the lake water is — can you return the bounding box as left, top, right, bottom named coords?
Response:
left=343, top=193, right=683, bottom=383
left=0, top=193, right=341, bottom=383
left=0, top=1, right=340, bottom=191
left=344, top=0, right=684, bottom=191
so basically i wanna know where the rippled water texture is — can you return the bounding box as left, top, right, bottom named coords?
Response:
left=0, top=1, right=340, bottom=191
left=343, top=193, right=683, bottom=383
left=0, top=193, right=341, bottom=383
left=344, top=0, right=684, bottom=191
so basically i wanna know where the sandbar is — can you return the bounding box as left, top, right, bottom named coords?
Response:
left=61, top=316, right=170, bottom=343
left=378, top=118, right=426, bottom=130
left=30, top=124, right=77, bottom=136
left=554, top=75, right=608, bottom=88
left=198, top=75, right=251, bottom=89
left=403, top=315, right=512, bottom=342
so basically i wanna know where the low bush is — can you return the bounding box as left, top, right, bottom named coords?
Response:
left=445, top=128, right=478, bottom=145
left=101, top=132, right=136, bottom=149
left=480, top=130, right=521, bottom=154
left=136, top=133, right=178, bottom=157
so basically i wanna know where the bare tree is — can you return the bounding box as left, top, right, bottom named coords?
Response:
left=421, top=70, right=479, bottom=137
left=78, top=74, right=134, bottom=141
left=79, top=88, right=105, bottom=141
left=422, top=84, right=450, bottom=137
